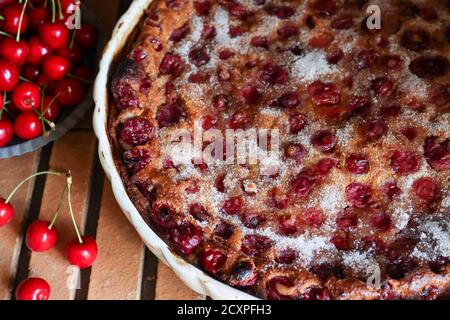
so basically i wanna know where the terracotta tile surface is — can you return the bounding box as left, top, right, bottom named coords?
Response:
left=27, top=132, right=96, bottom=300
left=155, top=263, right=205, bottom=300
left=88, top=181, right=144, bottom=300
left=0, top=152, right=39, bottom=299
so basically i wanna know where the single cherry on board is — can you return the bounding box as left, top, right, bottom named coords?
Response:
left=0, top=198, right=14, bottom=227
left=26, top=220, right=58, bottom=252
left=66, top=236, right=98, bottom=269
left=15, top=278, right=50, bottom=301
left=65, top=171, right=98, bottom=269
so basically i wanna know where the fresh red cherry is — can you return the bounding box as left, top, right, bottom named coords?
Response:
left=1, top=3, right=29, bottom=35
left=0, top=118, right=14, bottom=147
left=42, top=55, right=71, bottom=80
left=29, top=5, right=49, bottom=31
left=58, top=43, right=83, bottom=64
left=12, top=82, right=41, bottom=111
left=40, top=96, right=61, bottom=122
left=14, top=111, right=43, bottom=140
left=26, top=220, right=58, bottom=252
left=0, top=59, right=20, bottom=91
left=59, top=0, right=80, bottom=16
left=71, top=65, right=93, bottom=81
left=0, top=198, right=14, bottom=227
left=54, top=78, right=85, bottom=106
left=0, top=0, right=15, bottom=9
left=15, top=278, right=50, bottom=300
left=39, top=22, right=70, bottom=50
left=0, top=38, right=30, bottom=66
left=21, top=64, right=41, bottom=81
left=75, top=24, right=98, bottom=50
left=36, top=74, right=54, bottom=89
left=66, top=236, right=98, bottom=269
left=27, top=36, right=51, bottom=65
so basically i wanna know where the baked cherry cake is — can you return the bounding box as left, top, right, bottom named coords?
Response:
left=108, top=0, right=449, bottom=300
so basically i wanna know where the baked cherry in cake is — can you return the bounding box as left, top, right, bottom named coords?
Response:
left=109, top=0, right=449, bottom=300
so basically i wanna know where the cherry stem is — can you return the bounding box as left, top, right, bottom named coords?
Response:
left=68, top=73, right=93, bottom=84
left=0, top=92, right=6, bottom=118
left=69, top=30, right=77, bottom=50
left=16, top=0, right=28, bottom=42
left=19, top=76, right=32, bottom=83
left=0, top=105, right=14, bottom=119
left=0, top=15, right=4, bottom=20
left=33, top=108, right=56, bottom=132
left=48, top=184, right=68, bottom=229
left=51, top=0, right=56, bottom=23
left=0, top=31, right=13, bottom=38
left=42, top=93, right=62, bottom=116
left=5, top=171, right=63, bottom=204
left=56, top=0, right=64, bottom=20
left=66, top=171, right=83, bottom=244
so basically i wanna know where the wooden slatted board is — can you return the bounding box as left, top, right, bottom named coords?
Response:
left=0, top=0, right=205, bottom=301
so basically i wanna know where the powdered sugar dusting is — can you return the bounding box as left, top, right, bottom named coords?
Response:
left=391, top=161, right=433, bottom=230
left=314, top=183, right=345, bottom=216
left=292, top=50, right=337, bottom=82
left=213, top=7, right=247, bottom=53
left=191, top=16, right=203, bottom=42
left=336, top=124, right=355, bottom=149
left=412, top=219, right=450, bottom=261
left=400, top=73, right=428, bottom=99
left=255, top=228, right=336, bottom=267
left=342, top=251, right=378, bottom=278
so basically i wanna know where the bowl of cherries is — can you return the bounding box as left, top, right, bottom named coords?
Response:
left=0, top=0, right=103, bottom=158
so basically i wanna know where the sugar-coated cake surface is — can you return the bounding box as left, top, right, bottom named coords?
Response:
left=109, top=0, right=449, bottom=300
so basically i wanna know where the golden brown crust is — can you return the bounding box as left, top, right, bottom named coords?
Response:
left=109, top=0, right=450, bottom=300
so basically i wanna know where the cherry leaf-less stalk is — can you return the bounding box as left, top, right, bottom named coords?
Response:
left=50, top=0, right=56, bottom=23
left=1, top=171, right=64, bottom=227
left=5, top=171, right=63, bottom=204
left=66, top=171, right=81, bottom=243
left=56, top=0, right=64, bottom=21
left=65, top=171, right=98, bottom=269
left=16, top=0, right=28, bottom=42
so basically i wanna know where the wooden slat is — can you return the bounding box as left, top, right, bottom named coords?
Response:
left=27, top=132, right=96, bottom=300
left=0, top=152, right=39, bottom=300
left=87, top=180, right=144, bottom=300
left=155, top=263, right=205, bottom=300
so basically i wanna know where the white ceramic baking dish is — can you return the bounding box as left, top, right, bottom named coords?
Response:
left=93, top=0, right=257, bottom=300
